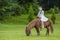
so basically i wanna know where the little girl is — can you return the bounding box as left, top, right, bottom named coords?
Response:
left=37, top=6, right=48, bottom=28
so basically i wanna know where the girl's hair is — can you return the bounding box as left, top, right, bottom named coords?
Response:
left=39, top=5, right=45, bottom=10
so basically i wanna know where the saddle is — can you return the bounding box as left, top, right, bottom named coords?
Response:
left=43, top=20, right=50, bottom=27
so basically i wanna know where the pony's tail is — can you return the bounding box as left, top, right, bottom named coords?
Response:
left=50, top=20, right=54, bottom=33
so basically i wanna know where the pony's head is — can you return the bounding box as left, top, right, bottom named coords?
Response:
left=25, top=27, right=31, bottom=36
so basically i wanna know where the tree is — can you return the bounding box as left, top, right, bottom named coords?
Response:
left=32, top=0, right=39, bottom=16
left=38, top=0, right=60, bottom=10
left=51, top=9, right=56, bottom=24
left=28, top=4, right=34, bottom=22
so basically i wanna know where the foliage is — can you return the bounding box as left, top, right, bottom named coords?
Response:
left=38, top=0, right=60, bottom=10
left=32, top=0, right=39, bottom=15
left=53, top=6, right=59, bottom=14
left=0, top=0, right=60, bottom=24
left=51, top=9, right=56, bottom=24
left=28, top=4, right=34, bottom=22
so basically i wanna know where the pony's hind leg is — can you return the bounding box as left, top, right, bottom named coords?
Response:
left=35, top=26, right=40, bottom=36
left=46, top=27, right=49, bottom=36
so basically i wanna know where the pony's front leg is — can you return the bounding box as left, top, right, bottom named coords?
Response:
left=35, top=26, right=40, bottom=36
left=46, top=27, right=49, bottom=36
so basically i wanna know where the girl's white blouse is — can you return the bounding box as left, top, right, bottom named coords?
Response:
left=37, top=10, right=48, bottom=22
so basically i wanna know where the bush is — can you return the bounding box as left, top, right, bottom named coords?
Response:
left=54, top=6, right=59, bottom=14
left=51, top=9, right=56, bottom=24
left=28, top=4, right=34, bottom=22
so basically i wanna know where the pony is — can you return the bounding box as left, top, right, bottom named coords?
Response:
left=25, top=18, right=53, bottom=36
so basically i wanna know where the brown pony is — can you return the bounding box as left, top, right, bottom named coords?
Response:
left=25, top=18, right=53, bottom=36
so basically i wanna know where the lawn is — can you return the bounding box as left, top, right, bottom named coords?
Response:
left=0, top=23, right=60, bottom=40
left=0, top=14, right=60, bottom=40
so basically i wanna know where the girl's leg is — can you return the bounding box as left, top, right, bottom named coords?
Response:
left=42, top=21, right=44, bottom=28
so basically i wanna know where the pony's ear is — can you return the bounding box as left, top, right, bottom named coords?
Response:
left=26, top=27, right=28, bottom=31
left=26, top=25, right=28, bottom=29
left=26, top=27, right=27, bottom=29
left=25, top=27, right=27, bottom=33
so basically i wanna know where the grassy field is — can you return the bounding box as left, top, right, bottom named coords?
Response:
left=0, top=23, right=60, bottom=40
left=0, top=14, right=60, bottom=40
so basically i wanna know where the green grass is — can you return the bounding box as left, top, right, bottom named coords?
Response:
left=0, top=23, right=60, bottom=40
left=0, top=14, right=29, bottom=25
left=0, top=14, right=60, bottom=40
